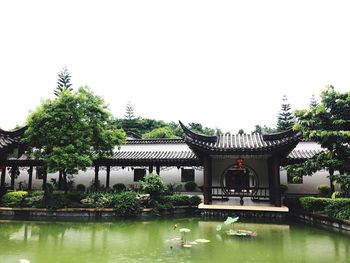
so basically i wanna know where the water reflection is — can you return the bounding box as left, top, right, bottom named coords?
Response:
left=0, top=219, right=349, bottom=263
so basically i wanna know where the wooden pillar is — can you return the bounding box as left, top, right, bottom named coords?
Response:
left=106, top=166, right=110, bottom=188
left=156, top=165, right=160, bottom=175
left=149, top=166, right=153, bottom=173
left=94, top=165, right=99, bottom=189
left=267, top=158, right=275, bottom=204
left=203, top=156, right=212, bottom=204
left=10, top=166, right=16, bottom=190
left=58, top=171, right=63, bottom=190
left=28, top=166, right=33, bottom=191
left=270, top=158, right=282, bottom=207
left=329, top=168, right=335, bottom=194
left=42, top=168, right=47, bottom=191
left=0, top=165, right=6, bottom=189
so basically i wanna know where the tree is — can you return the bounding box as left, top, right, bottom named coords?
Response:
left=125, top=102, right=135, bottom=120
left=276, top=95, right=295, bottom=131
left=238, top=129, right=245, bottom=135
left=288, top=86, right=350, bottom=195
left=188, top=122, right=215, bottom=136
left=54, top=66, right=73, bottom=96
left=142, top=127, right=179, bottom=139
left=24, top=87, right=126, bottom=192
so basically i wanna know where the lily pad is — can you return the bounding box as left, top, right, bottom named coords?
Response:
left=195, top=239, right=210, bottom=243
left=224, top=216, right=239, bottom=225
left=183, top=244, right=192, bottom=248
left=179, top=228, right=191, bottom=233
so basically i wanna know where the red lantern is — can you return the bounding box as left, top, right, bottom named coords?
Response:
left=236, top=158, right=244, bottom=170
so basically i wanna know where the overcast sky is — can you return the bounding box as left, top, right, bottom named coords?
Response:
left=1, top=0, right=349, bottom=133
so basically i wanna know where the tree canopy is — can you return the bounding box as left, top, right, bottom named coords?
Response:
left=288, top=86, right=350, bottom=194
left=24, top=87, right=126, bottom=175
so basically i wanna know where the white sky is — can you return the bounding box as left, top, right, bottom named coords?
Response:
left=0, top=0, right=349, bottom=133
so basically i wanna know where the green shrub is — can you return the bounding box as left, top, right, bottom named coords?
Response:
left=283, top=197, right=302, bottom=210
left=81, top=192, right=113, bottom=208
left=184, top=181, right=197, bottom=191
left=317, top=184, right=331, bottom=196
left=67, top=192, right=86, bottom=203
left=31, top=190, right=45, bottom=197
left=164, top=194, right=190, bottom=206
left=113, top=183, right=127, bottom=193
left=24, top=195, right=44, bottom=208
left=140, top=173, right=167, bottom=198
left=1, top=191, right=28, bottom=207
left=44, top=192, right=71, bottom=210
left=112, top=191, right=142, bottom=217
left=189, top=195, right=202, bottom=206
left=76, top=184, right=86, bottom=192
left=299, top=197, right=332, bottom=212
left=331, top=191, right=344, bottom=199
left=292, top=176, right=303, bottom=184
left=45, top=183, right=54, bottom=193
left=324, top=199, right=350, bottom=220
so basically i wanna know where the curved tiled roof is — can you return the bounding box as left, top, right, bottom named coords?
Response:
left=0, top=127, right=26, bottom=157
left=179, top=121, right=302, bottom=155
left=288, top=149, right=323, bottom=159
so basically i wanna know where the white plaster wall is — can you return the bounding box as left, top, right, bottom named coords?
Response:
left=5, top=166, right=204, bottom=190
left=280, top=168, right=332, bottom=194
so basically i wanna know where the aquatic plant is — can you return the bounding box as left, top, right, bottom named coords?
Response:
left=216, top=216, right=256, bottom=237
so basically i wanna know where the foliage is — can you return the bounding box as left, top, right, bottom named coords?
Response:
left=1, top=191, right=28, bottom=207
left=76, top=184, right=86, bottom=192
left=81, top=192, right=113, bottom=208
left=113, top=191, right=142, bottom=217
left=253, top=124, right=277, bottom=134
left=54, top=66, right=73, bottom=96
left=140, top=173, right=167, bottom=198
left=189, top=195, right=202, bottom=206
left=115, top=118, right=215, bottom=139
left=291, top=176, right=303, bottom=184
left=112, top=183, right=127, bottom=193
left=299, top=197, right=332, bottom=212
left=216, top=216, right=255, bottom=237
left=142, top=126, right=179, bottom=139
left=333, top=174, right=350, bottom=197
left=24, top=87, right=126, bottom=178
left=324, top=199, right=350, bottom=220
left=331, top=191, right=343, bottom=199
left=277, top=95, right=295, bottom=131
left=317, top=184, right=331, bottom=196
left=289, top=86, right=350, bottom=194
left=238, top=129, right=244, bottom=135
left=44, top=192, right=71, bottom=210
left=184, top=181, right=197, bottom=191
left=283, top=197, right=302, bottom=210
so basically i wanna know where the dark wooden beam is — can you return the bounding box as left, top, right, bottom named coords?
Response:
left=106, top=166, right=110, bottom=188
left=156, top=165, right=160, bottom=175
left=58, top=171, right=63, bottom=190
left=149, top=166, right=153, bottom=173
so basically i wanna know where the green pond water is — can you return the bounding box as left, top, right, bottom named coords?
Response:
left=0, top=218, right=349, bottom=263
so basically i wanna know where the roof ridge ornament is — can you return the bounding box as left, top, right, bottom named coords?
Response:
left=179, top=121, right=218, bottom=143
